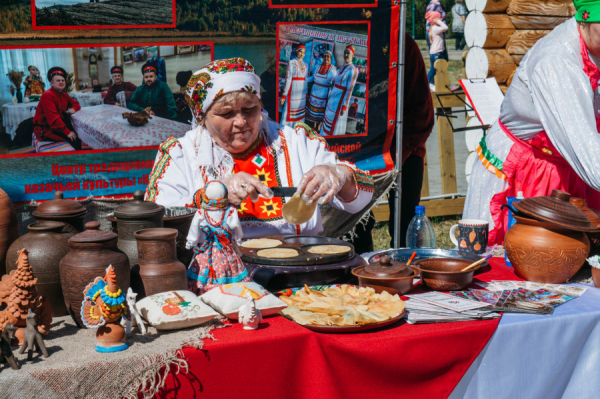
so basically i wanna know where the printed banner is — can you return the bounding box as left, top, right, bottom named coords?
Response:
left=0, top=0, right=399, bottom=203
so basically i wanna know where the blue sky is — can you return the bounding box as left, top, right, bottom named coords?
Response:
left=36, top=0, right=103, bottom=8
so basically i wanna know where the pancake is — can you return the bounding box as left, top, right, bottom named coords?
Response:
left=257, top=248, right=299, bottom=258
left=240, top=238, right=283, bottom=249
left=282, top=193, right=318, bottom=225
left=307, top=245, right=352, bottom=255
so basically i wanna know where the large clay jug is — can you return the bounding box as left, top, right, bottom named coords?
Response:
left=6, top=221, right=72, bottom=316
left=0, top=188, right=19, bottom=276
left=60, top=221, right=130, bottom=328
left=134, top=228, right=187, bottom=298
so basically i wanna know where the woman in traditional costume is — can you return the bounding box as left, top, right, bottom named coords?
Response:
left=321, top=45, right=359, bottom=136
left=464, top=3, right=600, bottom=245
left=280, top=46, right=309, bottom=127
left=23, top=66, right=45, bottom=101
left=145, top=57, right=373, bottom=241
left=306, top=51, right=337, bottom=132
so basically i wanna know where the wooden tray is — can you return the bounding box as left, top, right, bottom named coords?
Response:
left=238, top=235, right=355, bottom=266
left=289, top=311, right=404, bottom=333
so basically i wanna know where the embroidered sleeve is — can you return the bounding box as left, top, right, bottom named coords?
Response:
left=145, top=136, right=183, bottom=203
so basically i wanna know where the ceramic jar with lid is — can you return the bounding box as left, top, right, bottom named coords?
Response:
left=351, top=255, right=415, bottom=295
left=134, top=228, right=187, bottom=298
left=114, top=190, right=164, bottom=268
left=0, top=188, right=19, bottom=276
left=59, top=221, right=130, bottom=328
left=6, top=221, right=73, bottom=316
left=32, top=191, right=87, bottom=233
left=505, top=190, right=593, bottom=283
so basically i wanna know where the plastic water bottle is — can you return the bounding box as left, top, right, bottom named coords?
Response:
left=406, top=206, right=436, bottom=248
left=505, top=191, right=524, bottom=267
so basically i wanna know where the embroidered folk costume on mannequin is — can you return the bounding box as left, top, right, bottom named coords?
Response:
left=280, top=45, right=309, bottom=127
left=306, top=50, right=337, bottom=128
left=464, top=5, right=600, bottom=245
left=24, top=66, right=45, bottom=101
left=321, top=45, right=359, bottom=136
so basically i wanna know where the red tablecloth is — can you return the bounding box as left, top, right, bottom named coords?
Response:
left=158, top=258, right=520, bottom=399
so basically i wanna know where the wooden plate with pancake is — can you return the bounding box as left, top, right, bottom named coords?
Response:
left=299, top=313, right=404, bottom=333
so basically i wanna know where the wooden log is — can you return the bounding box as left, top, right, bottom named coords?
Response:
left=422, top=153, right=430, bottom=198
left=465, top=0, right=512, bottom=13
left=506, top=69, right=516, bottom=87
left=465, top=11, right=516, bottom=49
left=508, top=15, right=569, bottom=30
left=507, top=0, right=575, bottom=17
left=505, top=30, right=551, bottom=54
left=510, top=54, right=523, bottom=65
left=465, top=47, right=517, bottom=83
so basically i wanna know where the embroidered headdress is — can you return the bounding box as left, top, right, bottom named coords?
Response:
left=185, top=58, right=261, bottom=126
left=574, top=0, right=600, bottom=22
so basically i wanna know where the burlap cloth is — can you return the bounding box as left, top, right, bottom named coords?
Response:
left=0, top=315, right=228, bottom=399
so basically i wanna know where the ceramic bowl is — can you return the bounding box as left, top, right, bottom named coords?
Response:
left=351, top=265, right=416, bottom=295
left=412, top=258, right=480, bottom=291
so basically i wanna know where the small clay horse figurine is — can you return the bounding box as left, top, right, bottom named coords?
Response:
left=1, top=323, right=20, bottom=370
left=122, top=287, right=146, bottom=336
left=18, top=310, right=49, bottom=361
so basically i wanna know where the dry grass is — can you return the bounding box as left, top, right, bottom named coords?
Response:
left=372, top=215, right=461, bottom=251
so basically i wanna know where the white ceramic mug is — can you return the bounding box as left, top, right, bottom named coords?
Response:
left=449, top=219, right=489, bottom=254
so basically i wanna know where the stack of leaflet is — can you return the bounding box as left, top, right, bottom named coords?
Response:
left=450, top=281, right=585, bottom=315
left=404, top=292, right=500, bottom=324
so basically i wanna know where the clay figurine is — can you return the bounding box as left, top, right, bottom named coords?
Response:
left=0, top=249, right=53, bottom=344
left=186, top=181, right=251, bottom=295
left=81, top=265, right=131, bottom=352
left=238, top=293, right=262, bottom=331
left=122, top=287, right=146, bottom=336
left=18, top=309, right=49, bottom=361
left=0, top=323, right=19, bottom=370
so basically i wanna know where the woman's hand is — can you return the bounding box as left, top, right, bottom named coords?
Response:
left=296, top=163, right=356, bottom=205
left=67, top=131, right=77, bottom=141
left=66, top=108, right=76, bottom=115
left=222, top=172, right=274, bottom=205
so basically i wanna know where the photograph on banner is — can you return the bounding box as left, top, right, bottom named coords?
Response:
left=269, top=0, right=377, bottom=8
left=0, top=42, right=212, bottom=156
left=276, top=22, right=369, bottom=137
left=32, top=0, right=176, bottom=29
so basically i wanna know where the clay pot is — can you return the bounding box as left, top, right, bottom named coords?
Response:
left=6, top=221, right=73, bottom=316
left=60, top=221, right=130, bottom=328
left=0, top=188, right=19, bottom=276
left=504, top=215, right=590, bottom=283
left=32, top=191, right=87, bottom=233
left=134, top=228, right=187, bottom=298
left=352, top=255, right=415, bottom=295
left=96, top=322, right=127, bottom=352
left=592, top=267, right=600, bottom=289
left=412, top=258, right=480, bottom=291
left=114, top=190, right=164, bottom=271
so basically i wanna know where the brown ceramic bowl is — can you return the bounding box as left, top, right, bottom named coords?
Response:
left=351, top=266, right=416, bottom=295
left=412, top=258, right=480, bottom=291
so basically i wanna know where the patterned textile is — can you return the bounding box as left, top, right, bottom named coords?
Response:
left=24, top=76, right=44, bottom=101
left=320, top=63, right=358, bottom=136
left=306, top=64, right=337, bottom=123
left=185, top=58, right=261, bottom=127
left=574, top=0, right=600, bottom=22
left=233, top=139, right=285, bottom=222
left=71, top=104, right=189, bottom=149
left=32, top=132, right=92, bottom=153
